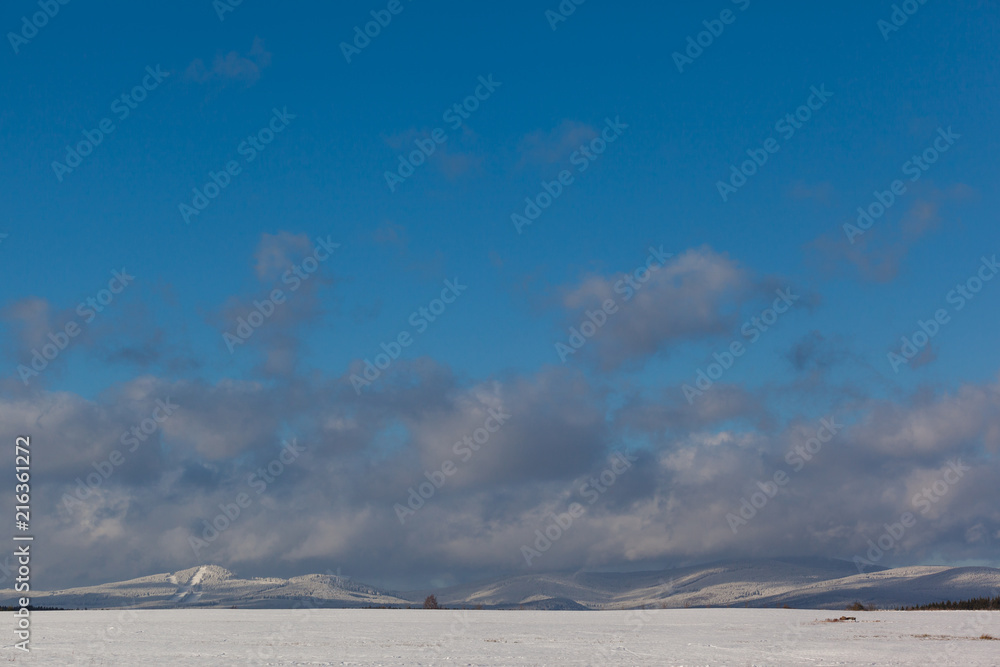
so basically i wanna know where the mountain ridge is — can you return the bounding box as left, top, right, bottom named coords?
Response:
left=5, top=559, right=999, bottom=611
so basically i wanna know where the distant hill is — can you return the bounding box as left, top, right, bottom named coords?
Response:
left=0, top=565, right=410, bottom=610
left=494, top=560, right=998, bottom=611
left=4, top=559, right=998, bottom=611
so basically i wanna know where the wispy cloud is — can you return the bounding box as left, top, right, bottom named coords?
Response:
left=516, top=120, right=596, bottom=166
left=185, top=37, right=272, bottom=86
left=807, top=184, right=976, bottom=283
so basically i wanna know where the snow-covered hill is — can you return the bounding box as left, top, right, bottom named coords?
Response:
left=2, top=564, right=409, bottom=610
left=5, top=559, right=998, bottom=610
left=420, top=558, right=1000, bottom=610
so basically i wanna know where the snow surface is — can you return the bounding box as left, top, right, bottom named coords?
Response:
left=4, top=608, right=999, bottom=666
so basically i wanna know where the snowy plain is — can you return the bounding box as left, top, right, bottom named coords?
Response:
left=5, top=608, right=1000, bottom=666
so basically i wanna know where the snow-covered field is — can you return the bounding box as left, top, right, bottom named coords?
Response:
left=5, top=608, right=999, bottom=666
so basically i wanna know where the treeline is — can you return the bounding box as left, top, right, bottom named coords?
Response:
left=899, top=596, right=1000, bottom=611
left=0, top=605, right=66, bottom=611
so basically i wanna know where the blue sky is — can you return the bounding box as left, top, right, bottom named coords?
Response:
left=1, top=0, right=999, bottom=589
